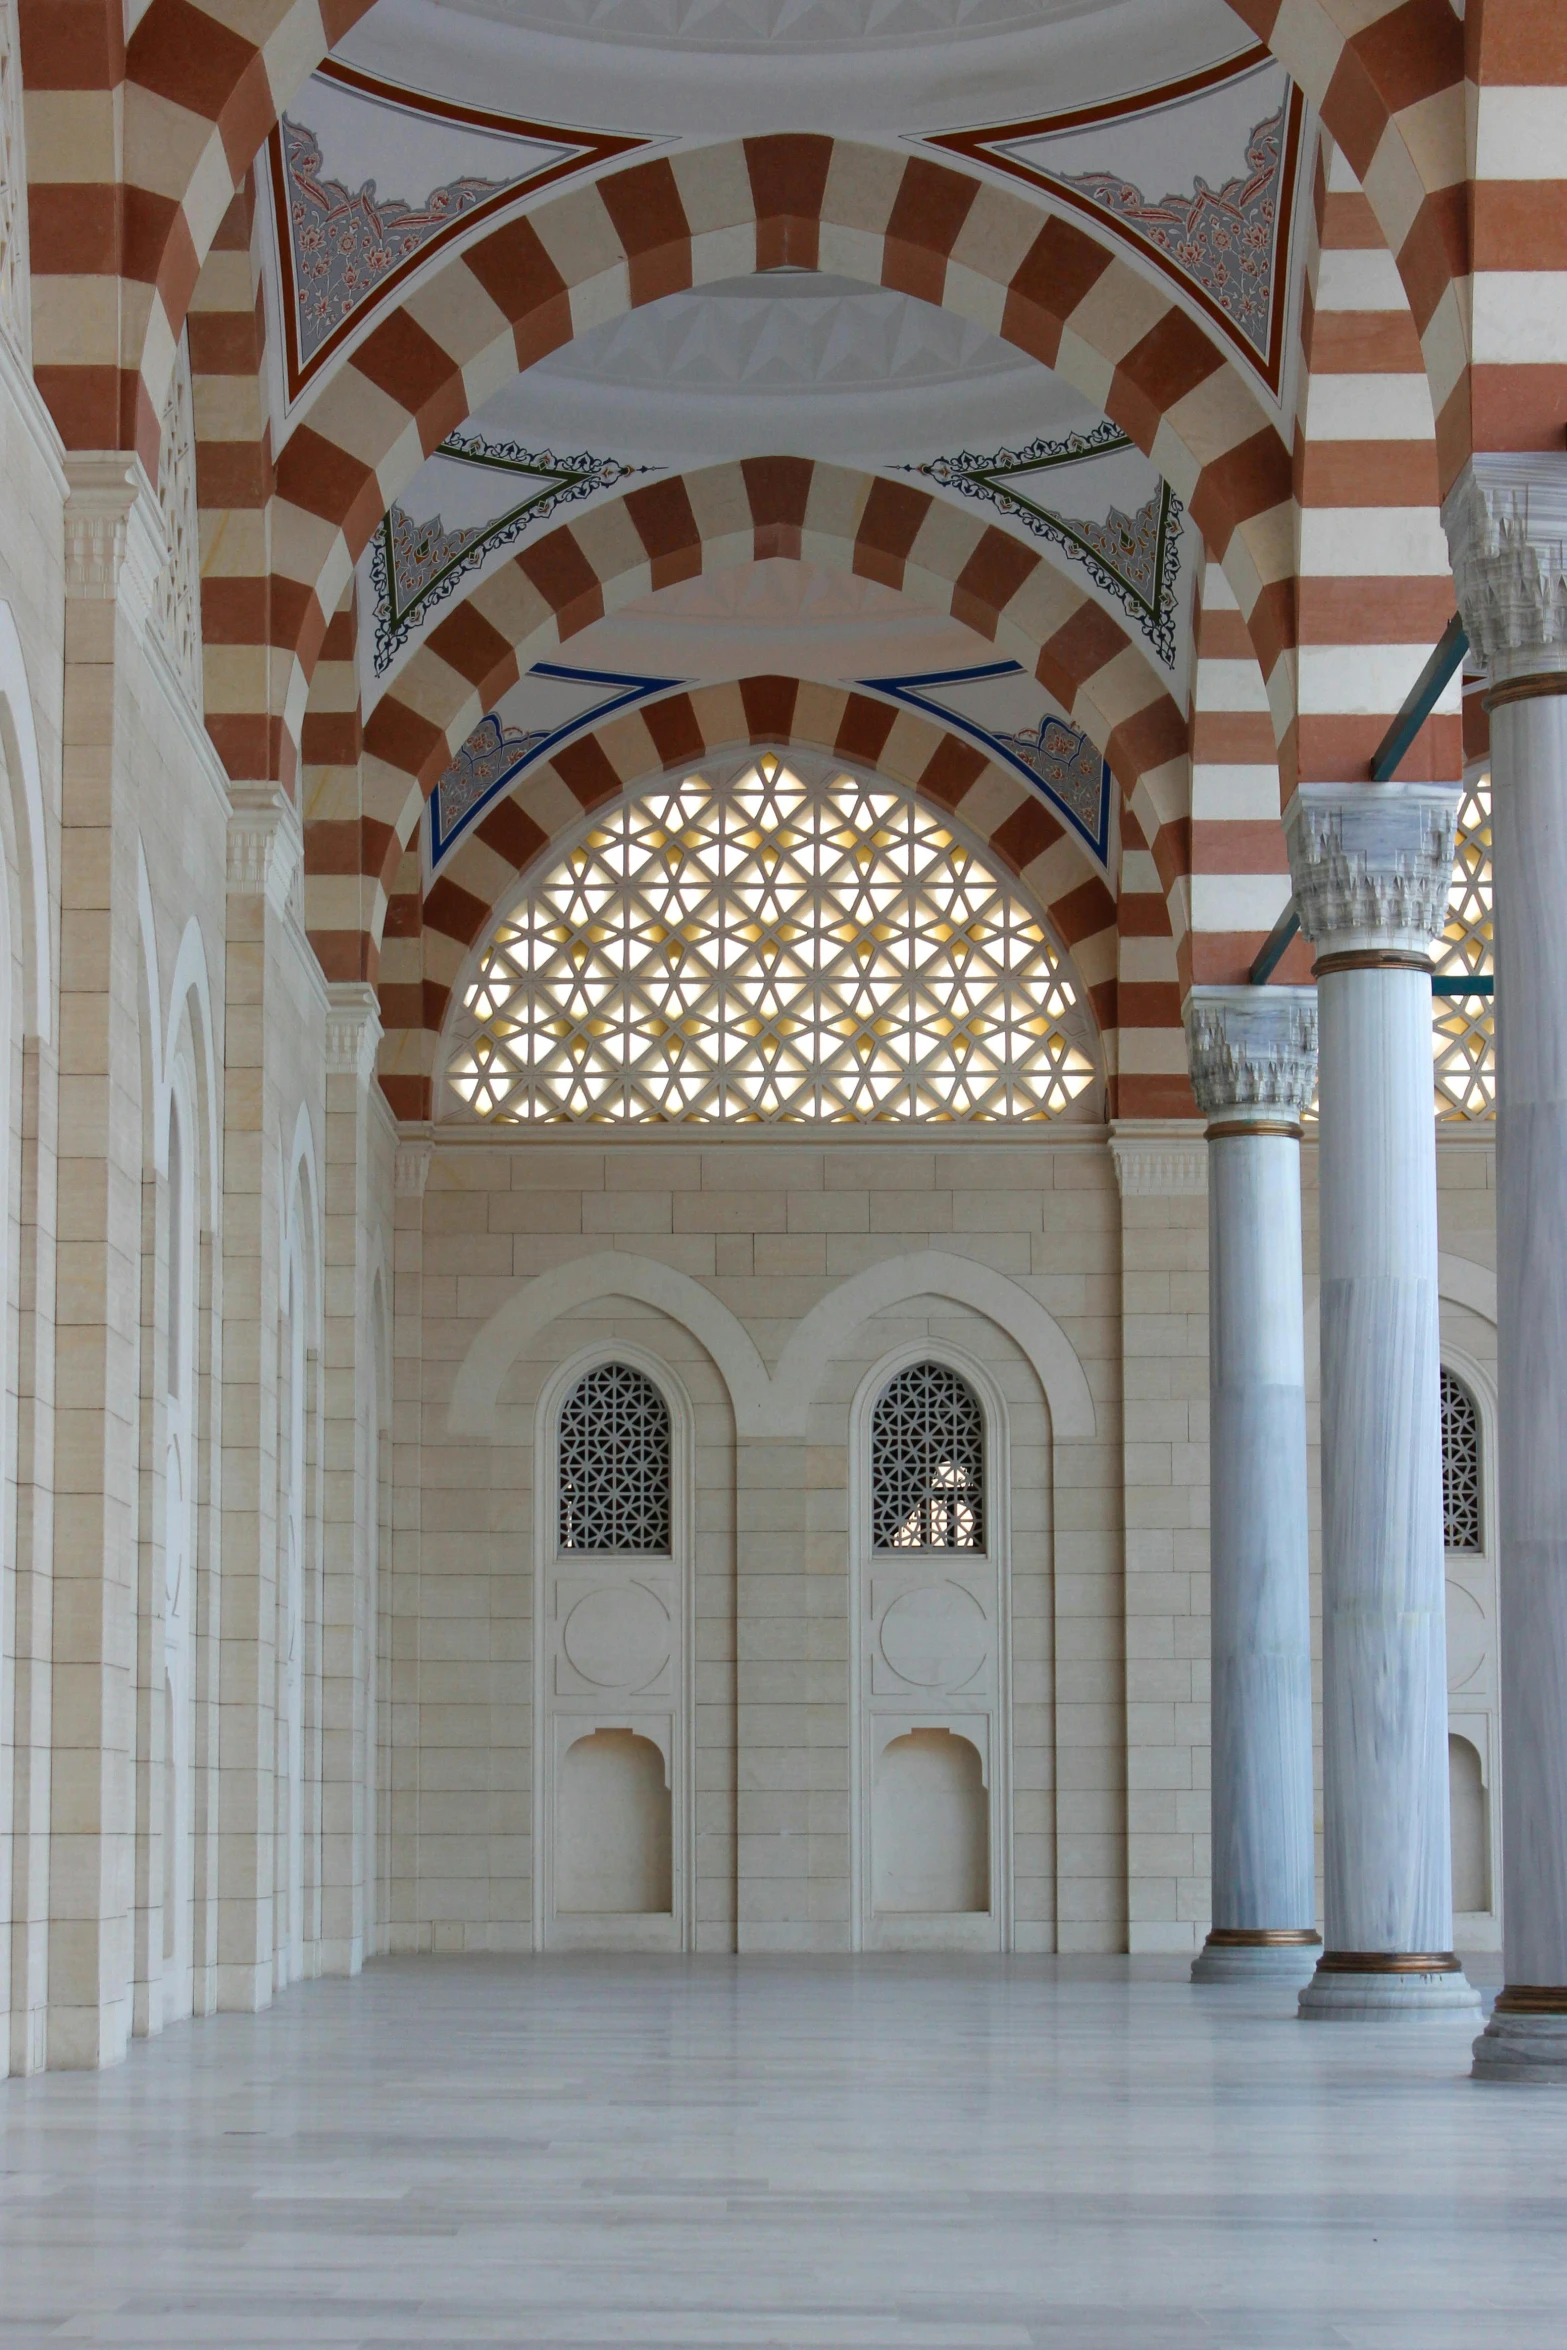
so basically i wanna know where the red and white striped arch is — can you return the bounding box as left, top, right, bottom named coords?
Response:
left=1188, top=125, right=1459, bottom=988
left=185, top=136, right=1294, bottom=784
left=368, top=674, right=1186, bottom=1124
left=295, top=457, right=1191, bottom=986
left=21, top=0, right=1501, bottom=496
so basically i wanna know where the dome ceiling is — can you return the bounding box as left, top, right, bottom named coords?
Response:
left=344, top=0, right=1247, bottom=131
left=261, top=0, right=1314, bottom=888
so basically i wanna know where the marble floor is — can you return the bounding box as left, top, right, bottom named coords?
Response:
left=1, top=1954, right=1562, bottom=2348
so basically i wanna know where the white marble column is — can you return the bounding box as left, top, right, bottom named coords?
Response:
left=1448, top=457, right=1567, bottom=2075
left=1286, top=785, right=1479, bottom=2019
left=1184, top=989, right=1319, bottom=1986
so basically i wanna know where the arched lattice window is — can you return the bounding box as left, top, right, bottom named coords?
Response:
left=558, top=1363, right=672, bottom=1553
left=1433, top=771, right=1493, bottom=1121
left=1440, top=1368, right=1482, bottom=1553
left=872, top=1363, right=985, bottom=1551
left=446, top=751, right=1097, bottom=1125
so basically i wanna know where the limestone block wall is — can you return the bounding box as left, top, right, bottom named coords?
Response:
left=398, top=1129, right=1132, bottom=1955
left=0, top=349, right=399, bottom=2072
left=395, top=1122, right=1502, bottom=1964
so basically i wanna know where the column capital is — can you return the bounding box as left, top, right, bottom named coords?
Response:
left=62, top=452, right=166, bottom=625
left=324, top=982, right=382, bottom=1086
left=1184, top=986, right=1317, bottom=1127
left=226, top=784, right=303, bottom=921
left=1107, top=1118, right=1207, bottom=1198
left=1284, top=782, right=1459, bottom=962
left=394, top=1122, right=434, bottom=1198
left=1443, top=452, right=1567, bottom=690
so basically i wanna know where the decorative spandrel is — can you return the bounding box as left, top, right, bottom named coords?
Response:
left=558, top=1364, right=672, bottom=1554
left=1440, top=1369, right=1482, bottom=1554
left=872, top=1363, right=985, bottom=1552
left=446, top=751, right=1098, bottom=1125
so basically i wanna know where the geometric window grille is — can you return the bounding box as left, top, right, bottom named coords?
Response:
left=1432, top=769, right=1494, bottom=1122
left=1439, top=1367, right=1482, bottom=1553
left=872, top=1362, right=985, bottom=1551
left=558, top=1362, right=671, bottom=1553
left=445, top=750, right=1098, bottom=1125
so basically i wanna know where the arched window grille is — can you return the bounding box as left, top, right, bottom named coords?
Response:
left=558, top=1363, right=672, bottom=1553
left=872, top=1362, right=985, bottom=1551
left=1433, top=771, right=1493, bottom=1121
left=446, top=752, right=1097, bottom=1126
left=1440, top=1368, right=1483, bottom=1553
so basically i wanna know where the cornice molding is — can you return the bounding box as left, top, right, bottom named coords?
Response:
left=1108, top=1118, right=1207, bottom=1198
left=1444, top=453, right=1567, bottom=687
left=1184, top=985, right=1317, bottom=1122
left=1284, top=782, right=1458, bottom=960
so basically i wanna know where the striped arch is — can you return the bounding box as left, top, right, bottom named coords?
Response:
left=1229, top=1, right=1470, bottom=478
left=1186, top=126, right=1457, bottom=987
left=1466, top=1, right=1567, bottom=455
left=194, top=135, right=1295, bottom=776
left=21, top=1, right=1478, bottom=493
left=298, top=458, right=1191, bottom=984
left=373, top=675, right=1184, bottom=1123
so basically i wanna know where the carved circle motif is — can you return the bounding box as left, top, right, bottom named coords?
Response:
left=562, top=1583, right=672, bottom=1689
left=878, top=1582, right=989, bottom=1689
left=1445, top=1580, right=1487, bottom=1697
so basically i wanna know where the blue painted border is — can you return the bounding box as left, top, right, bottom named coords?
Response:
left=857, top=660, right=1114, bottom=865
left=429, top=662, right=683, bottom=865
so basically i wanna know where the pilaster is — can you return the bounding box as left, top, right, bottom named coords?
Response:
left=45, top=457, right=163, bottom=2068
left=318, top=982, right=384, bottom=1975
left=1108, top=1120, right=1208, bottom=1956
left=215, top=783, right=302, bottom=2012
left=389, top=1124, right=431, bottom=1953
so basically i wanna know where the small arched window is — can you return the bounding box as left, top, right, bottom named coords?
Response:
left=872, top=1362, right=985, bottom=1551
left=1440, top=1367, right=1482, bottom=1553
left=558, top=1362, right=672, bottom=1554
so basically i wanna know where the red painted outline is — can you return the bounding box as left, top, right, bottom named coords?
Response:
left=925, top=47, right=1306, bottom=400
left=268, top=58, right=650, bottom=407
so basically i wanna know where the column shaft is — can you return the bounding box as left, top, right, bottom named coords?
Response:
left=1186, top=989, right=1317, bottom=1985
left=1207, top=1133, right=1316, bottom=1963
left=1316, top=968, right=1451, bottom=1952
left=1448, top=455, right=1567, bottom=2074
left=1288, top=784, right=1478, bottom=2018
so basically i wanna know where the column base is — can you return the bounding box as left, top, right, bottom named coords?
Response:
left=1472, top=1991, right=1567, bottom=2081
left=1191, top=1929, right=1321, bottom=1986
left=1298, top=1951, right=1482, bottom=2019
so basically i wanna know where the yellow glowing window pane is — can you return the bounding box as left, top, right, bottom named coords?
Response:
left=1432, top=771, right=1494, bottom=1123
left=443, top=753, right=1099, bottom=1125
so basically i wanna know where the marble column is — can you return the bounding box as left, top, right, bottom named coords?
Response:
left=1184, top=989, right=1319, bottom=1986
left=1286, top=785, right=1480, bottom=2019
left=1448, top=457, right=1567, bottom=2076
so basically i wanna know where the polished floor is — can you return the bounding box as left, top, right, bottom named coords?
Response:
left=1, top=1953, right=1562, bottom=2348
